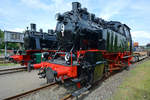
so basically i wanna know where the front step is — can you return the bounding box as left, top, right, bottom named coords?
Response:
left=72, top=85, right=91, bottom=97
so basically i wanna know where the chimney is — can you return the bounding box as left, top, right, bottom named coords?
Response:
left=72, top=2, right=81, bottom=12
left=39, top=29, right=43, bottom=33
left=30, top=23, right=36, bottom=32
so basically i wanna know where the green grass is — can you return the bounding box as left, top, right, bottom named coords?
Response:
left=0, top=52, right=3, bottom=55
left=0, top=63, right=19, bottom=66
left=110, top=60, right=150, bottom=100
left=0, top=51, right=4, bottom=56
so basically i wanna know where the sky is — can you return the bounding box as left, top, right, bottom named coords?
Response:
left=0, top=0, right=150, bottom=45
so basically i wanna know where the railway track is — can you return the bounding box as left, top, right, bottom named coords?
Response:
left=4, top=82, right=57, bottom=100
left=0, top=67, right=27, bottom=75
left=0, top=61, right=11, bottom=64
left=61, top=94, right=72, bottom=100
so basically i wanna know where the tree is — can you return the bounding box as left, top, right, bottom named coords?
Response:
left=0, top=30, right=4, bottom=49
left=0, top=29, right=4, bottom=38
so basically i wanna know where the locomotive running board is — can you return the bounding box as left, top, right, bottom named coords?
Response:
left=71, top=78, right=81, bottom=83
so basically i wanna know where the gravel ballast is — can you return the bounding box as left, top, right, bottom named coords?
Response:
left=0, top=70, right=46, bottom=100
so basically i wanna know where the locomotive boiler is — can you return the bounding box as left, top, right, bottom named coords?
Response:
left=38, top=2, right=132, bottom=88
left=55, top=2, right=132, bottom=52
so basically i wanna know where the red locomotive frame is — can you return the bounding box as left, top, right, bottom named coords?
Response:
left=38, top=49, right=132, bottom=83
left=9, top=50, right=57, bottom=69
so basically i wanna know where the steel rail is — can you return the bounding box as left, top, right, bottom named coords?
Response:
left=4, top=82, right=57, bottom=100
left=0, top=67, right=26, bottom=72
left=60, top=94, right=72, bottom=100
left=0, top=67, right=27, bottom=75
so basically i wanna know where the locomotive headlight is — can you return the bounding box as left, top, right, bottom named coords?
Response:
left=55, top=13, right=60, bottom=20
left=65, top=53, right=70, bottom=62
left=41, top=53, right=44, bottom=58
left=55, top=13, right=64, bottom=21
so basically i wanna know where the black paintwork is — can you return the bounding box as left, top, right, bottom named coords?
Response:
left=55, top=2, right=132, bottom=52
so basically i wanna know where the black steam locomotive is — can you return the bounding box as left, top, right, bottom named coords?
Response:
left=9, top=24, right=58, bottom=71
left=38, top=2, right=132, bottom=89
left=24, top=23, right=57, bottom=50
left=55, top=2, right=132, bottom=52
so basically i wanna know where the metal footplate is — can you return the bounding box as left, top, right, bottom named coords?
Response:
left=71, top=78, right=81, bottom=83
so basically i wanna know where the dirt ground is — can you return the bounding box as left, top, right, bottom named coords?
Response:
left=0, top=69, right=47, bottom=100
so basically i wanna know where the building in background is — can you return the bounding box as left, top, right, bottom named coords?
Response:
left=4, top=31, right=24, bottom=57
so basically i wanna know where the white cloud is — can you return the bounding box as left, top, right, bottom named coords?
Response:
left=10, top=28, right=25, bottom=32
left=0, top=9, right=7, bottom=16
left=21, top=0, right=50, bottom=10
left=131, top=31, right=150, bottom=39
left=99, top=0, right=131, bottom=20
left=131, top=1, right=150, bottom=11
left=20, top=0, right=92, bottom=13
left=131, top=31, right=150, bottom=45
left=20, top=0, right=91, bottom=29
left=20, top=0, right=72, bottom=12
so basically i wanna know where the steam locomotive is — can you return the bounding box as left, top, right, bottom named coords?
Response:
left=38, top=2, right=132, bottom=88
left=24, top=23, right=57, bottom=50
left=9, top=24, right=57, bottom=71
